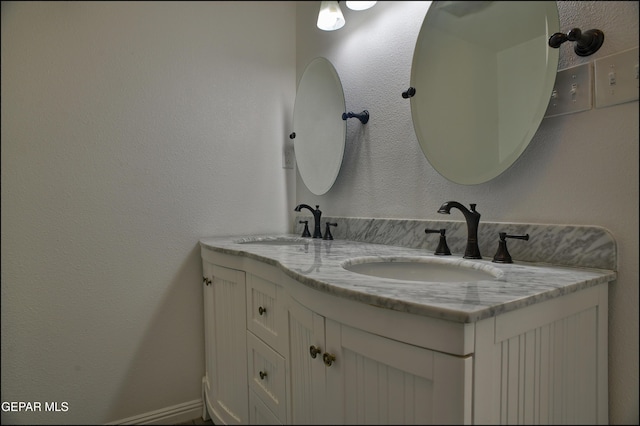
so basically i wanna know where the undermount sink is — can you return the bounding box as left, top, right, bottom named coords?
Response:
left=342, top=257, right=503, bottom=282
left=235, top=236, right=310, bottom=246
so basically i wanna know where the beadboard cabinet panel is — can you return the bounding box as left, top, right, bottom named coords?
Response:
left=473, top=284, right=608, bottom=424
left=202, top=262, right=248, bottom=425
left=327, top=320, right=472, bottom=425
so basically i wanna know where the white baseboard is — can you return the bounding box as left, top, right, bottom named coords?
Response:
left=107, top=399, right=203, bottom=425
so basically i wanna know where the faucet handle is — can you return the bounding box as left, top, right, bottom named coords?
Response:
left=299, top=220, right=311, bottom=238
left=492, top=232, right=530, bottom=263
left=425, top=228, right=452, bottom=256
left=323, top=222, right=337, bottom=240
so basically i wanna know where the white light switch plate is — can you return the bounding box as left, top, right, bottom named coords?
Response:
left=594, top=46, right=639, bottom=108
left=544, top=62, right=592, bottom=118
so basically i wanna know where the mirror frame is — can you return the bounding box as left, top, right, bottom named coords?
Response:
left=410, top=1, right=560, bottom=185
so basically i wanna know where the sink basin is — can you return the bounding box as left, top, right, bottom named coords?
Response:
left=342, top=257, right=502, bottom=282
left=235, top=236, right=310, bottom=246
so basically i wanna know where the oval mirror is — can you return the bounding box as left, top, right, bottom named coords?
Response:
left=410, top=1, right=560, bottom=185
left=293, top=57, right=346, bottom=195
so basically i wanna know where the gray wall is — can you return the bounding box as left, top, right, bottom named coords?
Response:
left=1, top=1, right=295, bottom=424
left=294, top=1, right=638, bottom=424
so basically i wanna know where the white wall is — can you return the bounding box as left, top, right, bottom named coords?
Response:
left=295, top=1, right=638, bottom=424
left=1, top=1, right=295, bottom=424
left=2, top=1, right=637, bottom=424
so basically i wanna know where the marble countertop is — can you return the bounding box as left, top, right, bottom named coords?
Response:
left=199, top=234, right=616, bottom=323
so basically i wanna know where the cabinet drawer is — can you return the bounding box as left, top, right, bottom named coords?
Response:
left=247, top=332, right=287, bottom=422
left=249, top=389, right=282, bottom=425
left=247, top=273, right=286, bottom=353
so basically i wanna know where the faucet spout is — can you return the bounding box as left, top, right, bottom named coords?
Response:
left=294, top=204, right=323, bottom=238
left=437, top=201, right=482, bottom=259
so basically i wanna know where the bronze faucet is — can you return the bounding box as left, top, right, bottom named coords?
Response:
left=294, top=204, right=323, bottom=238
left=437, top=201, right=482, bottom=259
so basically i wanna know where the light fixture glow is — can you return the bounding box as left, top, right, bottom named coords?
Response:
left=317, top=1, right=345, bottom=31
left=345, top=1, right=377, bottom=11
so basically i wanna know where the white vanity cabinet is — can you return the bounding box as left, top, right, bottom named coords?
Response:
left=201, top=245, right=610, bottom=425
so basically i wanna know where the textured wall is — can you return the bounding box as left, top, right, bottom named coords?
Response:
left=1, top=1, right=295, bottom=424
left=295, top=1, right=638, bottom=423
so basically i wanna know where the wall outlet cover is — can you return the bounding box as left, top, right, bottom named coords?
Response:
left=283, top=145, right=295, bottom=169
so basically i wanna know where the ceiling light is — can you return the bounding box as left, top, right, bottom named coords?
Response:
left=317, top=1, right=346, bottom=31
left=345, top=1, right=377, bottom=11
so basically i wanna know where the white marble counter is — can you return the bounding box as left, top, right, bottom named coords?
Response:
left=199, top=234, right=616, bottom=323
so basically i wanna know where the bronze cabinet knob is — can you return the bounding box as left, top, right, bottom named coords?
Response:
left=309, top=345, right=322, bottom=359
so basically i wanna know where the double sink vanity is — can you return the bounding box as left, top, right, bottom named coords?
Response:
left=199, top=211, right=616, bottom=425
left=201, top=3, right=615, bottom=422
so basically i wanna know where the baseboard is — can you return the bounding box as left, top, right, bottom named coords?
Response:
left=107, top=399, right=203, bottom=425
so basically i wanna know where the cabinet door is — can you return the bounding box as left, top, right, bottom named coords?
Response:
left=286, top=297, right=328, bottom=424
left=325, top=320, right=472, bottom=425
left=203, top=262, right=248, bottom=425
left=287, top=296, right=472, bottom=425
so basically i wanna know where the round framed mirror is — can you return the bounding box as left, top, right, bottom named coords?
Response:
left=293, top=57, right=346, bottom=195
left=410, top=1, right=560, bottom=185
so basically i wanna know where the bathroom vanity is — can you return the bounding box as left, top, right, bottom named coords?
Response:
left=199, top=220, right=615, bottom=425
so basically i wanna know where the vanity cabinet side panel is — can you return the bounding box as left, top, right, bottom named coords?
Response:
left=202, top=264, right=214, bottom=421
left=473, top=283, right=609, bottom=425
left=202, top=261, right=249, bottom=425
left=596, top=283, right=608, bottom=425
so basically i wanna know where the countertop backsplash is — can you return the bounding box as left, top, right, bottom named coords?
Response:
left=293, top=215, right=616, bottom=271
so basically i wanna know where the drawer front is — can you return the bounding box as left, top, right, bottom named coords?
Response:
left=247, top=332, right=287, bottom=422
left=247, top=274, right=286, bottom=353
left=249, top=389, right=282, bottom=425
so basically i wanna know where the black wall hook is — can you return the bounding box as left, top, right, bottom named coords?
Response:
left=402, top=87, right=416, bottom=99
left=342, top=110, right=369, bottom=124
left=548, top=28, right=605, bottom=57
